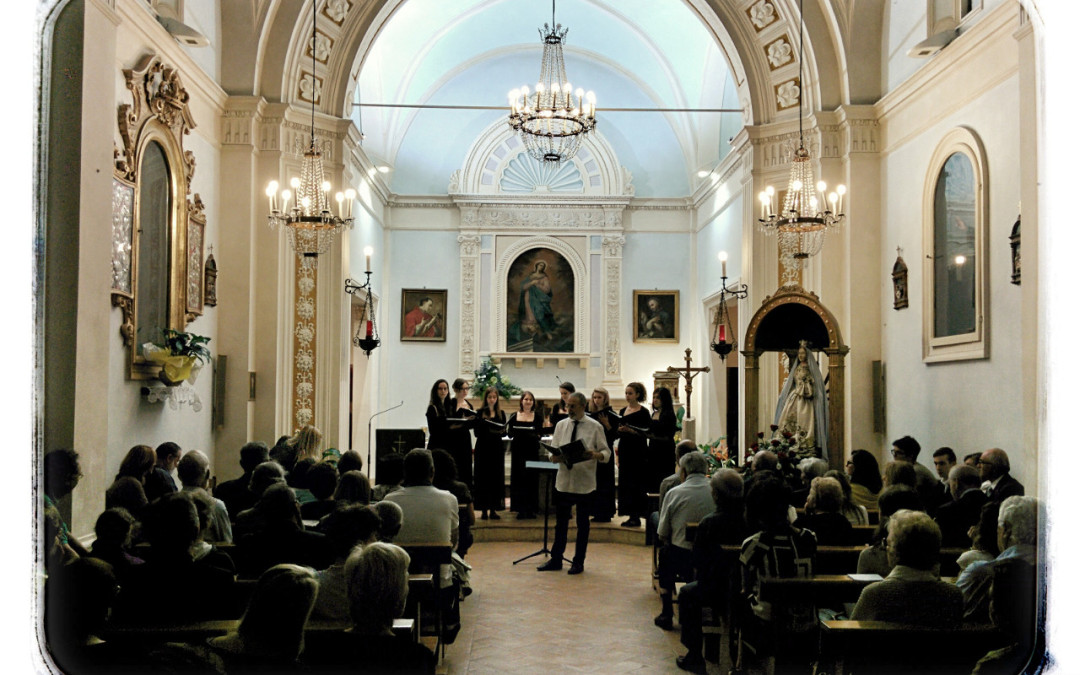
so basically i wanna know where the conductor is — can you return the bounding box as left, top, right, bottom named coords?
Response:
left=537, top=392, right=610, bottom=575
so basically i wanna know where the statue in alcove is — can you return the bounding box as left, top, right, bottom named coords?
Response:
left=773, top=340, right=829, bottom=462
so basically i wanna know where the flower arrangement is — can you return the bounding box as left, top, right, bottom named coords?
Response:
left=699, top=436, right=734, bottom=475
left=143, top=328, right=212, bottom=386
left=469, top=358, right=523, bottom=399
left=744, top=424, right=818, bottom=464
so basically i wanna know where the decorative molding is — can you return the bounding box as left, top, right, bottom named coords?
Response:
left=765, top=37, right=793, bottom=69
left=323, top=0, right=352, bottom=26
left=115, top=54, right=197, bottom=183
left=293, top=264, right=318, bottom=430
left=110, top=178, right=135, bottom=296
left=602, top=236, right=625, bottom=380
left=460, top=205, right=623, bottom=231
left=775, top=78, right=801, bottom=110
left=458, top=234, right=482, bottom=376
left=299, top=72, right=323, bottom=105
left=185, top=194, right=206, bottom=319
left=309, top=30, right=333, bottom=64
left=747, top=1, right=779, bottom=32
left=112, top=294, right=134, bottom=347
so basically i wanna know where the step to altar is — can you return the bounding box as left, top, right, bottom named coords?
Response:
left=471, top=514, right=647, bottom=545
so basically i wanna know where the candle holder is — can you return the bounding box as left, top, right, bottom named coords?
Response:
left=346, top=270, right=380, bottom=357
left=711, top=266, right=748, bottom=362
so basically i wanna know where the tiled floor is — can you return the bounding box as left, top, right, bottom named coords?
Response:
left=442, top=541, right=708, bottom=674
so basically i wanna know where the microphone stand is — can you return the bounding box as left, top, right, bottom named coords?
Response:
left=368, top=401, right=404, bottom=474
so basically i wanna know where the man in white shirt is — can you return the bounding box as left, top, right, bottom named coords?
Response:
left=537, top=392, right=610, bottom=575
left=385, top=448, right=460, bottom=547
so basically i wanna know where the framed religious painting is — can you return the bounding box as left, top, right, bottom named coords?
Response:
left=505, top=247, right=576, bottom=352
left=400, top=289, right=447, bottom=342
left=633, top=290, right=679, bottom=343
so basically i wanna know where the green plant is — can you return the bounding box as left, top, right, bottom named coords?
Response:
left=469, top=359, right=522, bottom=399
left=160, top=328, right=212, bottom=364
left=699, top=436, right=735, bottom=475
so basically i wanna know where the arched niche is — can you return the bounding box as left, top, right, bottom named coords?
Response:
left=741, top=285, right=848, bottom=470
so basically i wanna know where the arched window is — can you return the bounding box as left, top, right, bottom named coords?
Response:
left=922, top=128, right=988, bottom=362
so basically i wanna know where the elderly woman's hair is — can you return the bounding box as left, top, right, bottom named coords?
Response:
left=883, top=460, right=917, bottom=489
left=287, top=425, right=323, bottom=462
left=849, top=449, right=883, bottom=494
left=679, top=451, right=709, bottom=476
left=105, top=476, right=149, bottom=515
left=824, top=470, right=854, bottom=502
left=345, top=542, right=412, bottom=633
left=798, top=457, right=829, bottom=481
left=887, top=509, right=941, bottom=570
left=188, top=488, right=217, bottom=536
left=249, top=461, right=287, bottom=497
left=177, top=450, right=211, bottom=488
left=116, top=445, right=156, bottom=482
left=806, top=476, right=844, bottom=513
left=334, top=470, right=371, bottom=504
left=236, top=564, right=318, bottom=662
left=372, top=501, right=404, bottom=542
left=998, top=495, right=1040, bottom=548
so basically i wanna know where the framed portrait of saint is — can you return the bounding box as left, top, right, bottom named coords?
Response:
left=401, top=289, right=447, bottom=342
left=633, top=290, right=679, bottom=343
left=505, top=248, right=575, bottom=352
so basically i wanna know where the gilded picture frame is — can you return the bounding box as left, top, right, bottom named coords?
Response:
left=633, top=290, right=679, bottom=343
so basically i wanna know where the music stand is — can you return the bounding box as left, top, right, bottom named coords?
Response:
left=512, top=461, right=571, bottom=565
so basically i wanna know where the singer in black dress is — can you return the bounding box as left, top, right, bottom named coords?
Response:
left=617, top=381, right=652, bottom=528
left=545, top=381, right=575, bottom=432
left=508, top=391, right=544, bottom=519
left=648, top=387, right=679, bottom=493
left=588, top=387, right=618, bottom=522
left=446, top=378, right=475, bottom=489
left=425, top=379, right=452, bottom=452
left=473, top=387, right=507, bottom=519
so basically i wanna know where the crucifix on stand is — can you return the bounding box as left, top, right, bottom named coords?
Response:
left=667, top=348, right=710, bottom=441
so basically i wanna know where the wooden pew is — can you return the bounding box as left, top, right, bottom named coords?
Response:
left=720, top=545, right=966, bottom=576
left=104, top=618, right=416, bottom=643
left=817, top=620, right=1007, bottom=675
left=399, top=543, right=454, bottom=661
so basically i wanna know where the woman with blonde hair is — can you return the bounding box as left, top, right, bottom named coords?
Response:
left=588, top=387, right=618, bottom=522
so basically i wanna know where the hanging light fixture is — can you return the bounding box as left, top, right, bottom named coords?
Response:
left=710, top=251, right=748, bottom=361
left=266, top=1, right=355, bottom=268
left=345, top=246, right=380, bottom=357
left=757, top=0, right=845, bottom=274
left=507, top=0, right=597, bottom=163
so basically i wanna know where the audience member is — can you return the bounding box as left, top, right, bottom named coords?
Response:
left=372, top=453, right=405, bottom=501
left=208, top=564, right=318, bottom=671
left=824, top=470, right=869, bottom=525
left=372, top=500, right=404, bottom=542
left=979, top=448, right=1025, bottom=502
left=971, top=558, right=1039, bottom=675
left=188, top=489, right=238, bottom=574
left=336, top=449, right=364, bottom=476
left=301, top=461, right=340, bottom=521
left=145, top=441, right=181, bottom=502
left=934, top=464, right=987, bottom=548
left=43, top=448, right=90, bottom=559
left=287, top=457, right=318, bottom=504
left=114, top=444, right=156, bottom=484
left=432, top=448, right=475, bottom=557
left=963, top=452, right=982, bottom=468
left=647, top=439, right=698, bottom=546
left=654, top=451, right=714, bottom=630
left=850, top=510, right=962, bottom=626
left=675, top=469, right=748, bottom=674
left=794, top=476, right=854, bottom=545
left=43, top=556, right=121, bottom=674
left=857, top=485, right=923, bottom=576
left=957, top=501, right=1002, bottom=572
left=269, top=434, right=295, bottom=471
left=236, top=483, right=332, bottom=574
left=234, top=462, right=287, bottom=538
left=958, top=495, right=1039, bottom=624
left=178, top=449, right=232, bottom=544
left=890, top=435, right=945, bottom=514
left=271, top=425, right=323, bottom=472
left=882, top=460, right=917, bottom=490
left=932, top=446, right=957, bottom=482
left=88, top=507, right=144, bottom=583
left=846, top=449, right=882, bottom=510
left=104, top=476, right=149, bottom=525
left=214, top=441, right=269, bottom=519
left=334, top=470, right=372, bottom=505
left=312, top=504, right=382, bottom=620
left=385, top=449, right=459, bottom=547
left=790, top=458, right=828, bottom=508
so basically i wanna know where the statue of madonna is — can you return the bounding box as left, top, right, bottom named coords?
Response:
left=773, top=340, right=829, bottom=462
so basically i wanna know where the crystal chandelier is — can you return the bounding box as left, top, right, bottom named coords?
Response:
left=265, top=1, right=355, bottom=268
left=757, top=0, right=845, bottom=274
left=507, top=0, right=596, bottom=163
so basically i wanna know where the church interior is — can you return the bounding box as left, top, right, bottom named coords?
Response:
left=32, top=0, right=1070, bottom=672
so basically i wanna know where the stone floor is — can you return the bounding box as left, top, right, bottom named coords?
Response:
left=441, top=540, right=727, bottom=675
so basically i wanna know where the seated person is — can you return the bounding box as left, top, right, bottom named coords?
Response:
left=654, top=451, right=714, bottom=631
left=188, top=490, right=237, bottom=575
left=372, top=453, right=405, bottom=502
left=312, top=504, right=382, bottom=620
left=850, top=509, right=963, bottom=627
left=145, top=442, right=181, bottom=503
left=208, top=564, right=318, bottom=671
left=336, top=449, right=364, bottom=476
left=934, top=464, right=988, bottom=548
left=88, top=507, right=144, bottom=583
left=857, top=485, right=923, bottom=576
left=794, top=476, right=854, bottom=545
left=958, top=495, right=1039, bottom=624
left=789, top=458, right=828, bottom=508
left=384, top=449, right=459, bottom=548
left=647, top=440, right=699, bottom=545
left=236, top=484, right=332, bottom=574
left=334, top=470, right=372, bottom=506
left=215, top=441, right=269, bottom=519
left=178, top=450, right=232, bottom=544
left=372, top=500, right=404, bottom=543
left=303, top=542, right=436, bottom=673
left=824, top=469, right=869, bottom=526
left=431, top=448, right=474, bottom=558
left=971, top=558, right=1038, bottom=675
left=287, top=457, right=317, bottom=504
left=882, top=460, right=918, bottom=491
left=103, top=477, right=149, bottom=533
left=43, top=556, right=121, bottom=674
left=43, top=448, right=90, bottom=559
left=675, top=468, right=748, bottom=674
left=957, top=501, right=1001, bottom=572
left=233, top=461, right=287, bottom=539
left=300, top=461, right=340, bottom=521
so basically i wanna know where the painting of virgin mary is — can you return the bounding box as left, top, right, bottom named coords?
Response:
left=506, top=248, right=574, bottom=352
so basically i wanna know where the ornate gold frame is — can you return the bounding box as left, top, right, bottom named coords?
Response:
left=111, top=54, right=197, bottom=380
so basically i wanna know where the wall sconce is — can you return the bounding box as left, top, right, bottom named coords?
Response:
left=711, top=251, right=748, bottom=361
left=1010, top=214, right=1021, bottom=285
left=346, top=246, right=380, bottom=357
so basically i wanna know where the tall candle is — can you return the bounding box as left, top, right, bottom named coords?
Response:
left=718, top=324, right=726, bottom=342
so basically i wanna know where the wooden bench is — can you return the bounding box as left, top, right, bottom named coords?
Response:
left=399, top=543, right=454, bottom=661
left=719, top=545, right=966, bottom=576
left=817, top=620, right=1007, bottom=675
left=104, top=618, right=416, bottom=642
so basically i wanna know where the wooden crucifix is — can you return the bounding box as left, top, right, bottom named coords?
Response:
left=667, top=348, right=710, bottom=419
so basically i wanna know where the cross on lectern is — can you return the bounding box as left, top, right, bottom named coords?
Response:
left=391, top=436, right=410, bottom=453
left=666, top=348, right=710, bottom=420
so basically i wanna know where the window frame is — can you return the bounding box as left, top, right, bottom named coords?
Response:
left=921, top=127, right=989, bottom=363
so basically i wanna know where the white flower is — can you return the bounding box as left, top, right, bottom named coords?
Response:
left=296, top=351, right=314, bottom=371
left=297, top=298, right=315, bottom=320
left=297, top=382, right=313, bottom=399
left=297, top=408, right=313, bottom=426
left=296, top=324, right=315, bottom=343
left=298, top=277, right=315, bottom=294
